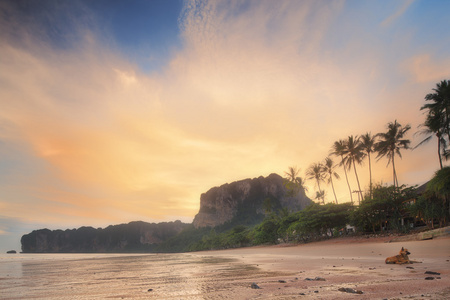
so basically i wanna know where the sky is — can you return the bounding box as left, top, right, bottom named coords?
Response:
left=1, top=0, right=449, bottom=252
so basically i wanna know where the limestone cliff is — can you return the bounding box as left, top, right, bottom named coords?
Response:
left=21, top=221, right=188, bottom=253
left=192, top=173, right=311, bottom=228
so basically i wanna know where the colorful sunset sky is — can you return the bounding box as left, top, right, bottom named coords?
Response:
left=1, top=0, right=449, bottom=251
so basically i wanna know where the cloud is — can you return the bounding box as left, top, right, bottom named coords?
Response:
left=380, top=0, right=414, bottom=27
left=0, top=0, right=447, bottom=229
left=404, top=54, right=450, bottom=83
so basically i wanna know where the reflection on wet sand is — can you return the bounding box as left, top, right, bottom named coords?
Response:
left=0, top=253, right=287, bottom=299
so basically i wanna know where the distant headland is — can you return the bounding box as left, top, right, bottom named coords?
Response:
left=21, top=173, right=311, bottom=253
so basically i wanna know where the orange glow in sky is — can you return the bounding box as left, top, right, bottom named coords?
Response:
left=0, top=0, right=449, bottom=250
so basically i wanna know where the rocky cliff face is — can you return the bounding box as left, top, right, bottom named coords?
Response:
left=21, top=221, right=188, bottom=253
left=193, top=173, right=311, bottom=228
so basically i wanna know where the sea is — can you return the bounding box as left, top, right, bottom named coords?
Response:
left=0, top=252, right=274, bottom=299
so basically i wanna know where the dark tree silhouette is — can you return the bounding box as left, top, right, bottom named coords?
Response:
left=375, top=120, right=411, bottom=188
left=331, top=139, right=353, bottom=204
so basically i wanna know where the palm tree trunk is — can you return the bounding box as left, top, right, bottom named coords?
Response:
left=352, top=162, right=363, bottom=205
left=341, top=155, right=353, bottom=205
left=445, top=108, right=450, bottom=144
left=368, top=152, right=373, bottom=199
left=392, top=153, right=398, bottom=188
left=437, top=134, right=443, bottom=169
left=316, top=180, right=324, bottom=204
left=330, top=177, right=338, bottom=204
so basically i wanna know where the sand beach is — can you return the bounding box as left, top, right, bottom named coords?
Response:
left=1, top=235, right=449, bottom=299
left=196, top=235, right=450, bottom=299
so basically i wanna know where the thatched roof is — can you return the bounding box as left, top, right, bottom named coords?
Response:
left=416, top=182, right=428, bottom=195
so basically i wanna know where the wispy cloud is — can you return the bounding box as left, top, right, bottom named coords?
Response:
left=380, top=0, right=414, bottom=27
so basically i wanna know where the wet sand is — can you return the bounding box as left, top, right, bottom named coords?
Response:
left=1, top=236, right=449, bottom=299
left=1, top=252, right=294, bottom=299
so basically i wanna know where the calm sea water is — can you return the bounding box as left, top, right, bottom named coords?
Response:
left=0, top=253, right=278, bottom=299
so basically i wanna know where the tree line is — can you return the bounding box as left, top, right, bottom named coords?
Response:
left=292, top=121, right=411, bottom=206
left=289, top=79, right=450, bottom=207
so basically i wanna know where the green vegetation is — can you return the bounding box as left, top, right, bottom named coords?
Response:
left=350, top=184, right=417, bottom=233
left=157, top=202, right=354, bottom=252
left=414, top=166, right=450, bottom=226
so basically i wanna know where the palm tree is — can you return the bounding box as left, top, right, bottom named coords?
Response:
left=331, top=140, right=353, bottom=205
left=323, top=157, right=340, bottom=204
left=415, top=110, right=447, bottom=169
left=421, top=80, right=450, bottom=145
left=285, top=166, right=300, bottom=182
left=314, top=191, right=325, bottom=204
left=342, top=135, right=365, bottom=204
left=361, top=132, right=376, bottom=199
left=306, top=162, right=325, bottom=204
left=375, top=120, right=411, bottom=188
left=283, top=166, right=308, bottom=196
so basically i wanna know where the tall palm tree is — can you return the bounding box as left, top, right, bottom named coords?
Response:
left=375, top=120, right=411, bottom=188
left=361, top=132, right=376, bottom=199
left=283, top=166, right=308, bottom=196
left=306, top=162, right=325, bottom=204
left=415, top=110, right=447, bottom=169
left=331, top=140, right=353, bottom=205
left=342, top=135, right=365, bottom=204
left=323, top=157, right=340, bottom=204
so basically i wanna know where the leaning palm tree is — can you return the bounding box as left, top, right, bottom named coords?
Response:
left=283, top=166, right=308, bottom=196
left=306, top=162, right=326, bottom=204
left=361, top=132, right=376, bottom=199
left=331, top=140, right=353, bottom=204
left=342, top=135, right=365, bottom=204
left=323, top=157, right=340, bottom=204
left=375, top=120, right=411, bottom=188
